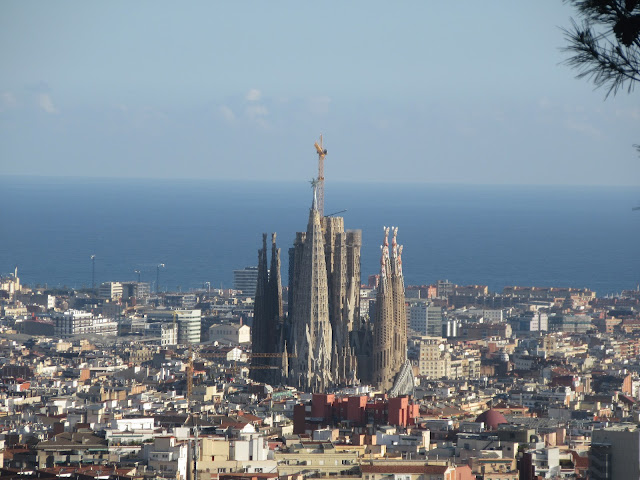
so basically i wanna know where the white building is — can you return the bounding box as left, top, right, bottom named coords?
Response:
left=147, top=322, right=178, bottom=346
left=144, top=436, right=188, bottom=480
left=0, top=268, right=21, bottom=298
left=99, top=282, right=123, bottom=299
left=410, top=303, right=443, bottom=336
left=512, top=312, right=548, bottom=332
left=418, top=337, right=450, bottom=379
left=146, top=309, right=201, bottom=344
left=111, top=418, right=155, bottom=431
left=209, top=323, right=251, bottom=345
left=482, top=309, right=504, bottom=322
left=53, top=310, right=118, bottom=338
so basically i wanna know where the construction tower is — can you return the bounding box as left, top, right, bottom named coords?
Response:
left=314, top=135, right=327, bottom=217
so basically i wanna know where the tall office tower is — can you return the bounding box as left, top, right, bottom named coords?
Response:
left=250, top=234, right=284, bottom=384
left=233, top=266, right=259, bottom=296
left=289, top=188, right=334, bottom=392
left=409, top=303, right=443, bottom=336
left=589, top=425, right=640, bottom=480
left=372, top=227, right=413, bottom=394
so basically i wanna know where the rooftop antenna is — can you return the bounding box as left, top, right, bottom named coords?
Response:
left=314, top=135, right=327, bottom=217
left=90, top=255, right=96, bottom=289
left=156, top=263, right=165, bottom=293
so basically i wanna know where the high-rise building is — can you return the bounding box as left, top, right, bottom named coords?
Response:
left=589, top=425, right=640, bottom=479
left=233, top=266, right=259, bottom=296
left=409, top=302, right=443, bottom=336
left=121, top=282, right=150, bottom=300
left=511, top=311, right=549, bottom=333
left=436, top=279, right=454, bottom=298
left=99, top=282, right=123, bottom=300
left=146, top=309, right=201, bottom=344
left=418, top=336, right=450, bottom=379
left=53, top=310, right=118, bottom=338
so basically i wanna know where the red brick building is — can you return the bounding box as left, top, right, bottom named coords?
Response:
left=294, top=394, right=419, bottom=434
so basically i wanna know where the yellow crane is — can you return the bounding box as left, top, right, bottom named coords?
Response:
left=314, top=135, right=327, bottom=217
left=186, top=344, right=193, bottom=401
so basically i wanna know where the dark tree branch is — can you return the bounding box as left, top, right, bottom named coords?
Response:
left=562, top=0, right=640, bottom=96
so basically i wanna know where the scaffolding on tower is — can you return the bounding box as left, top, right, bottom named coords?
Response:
left=314, top=135, right=327, bottom=217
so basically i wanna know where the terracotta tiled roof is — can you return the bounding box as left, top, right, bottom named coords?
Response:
left=361, top=464, right=448, bottom=474
left=570, top=451, right=589, bottom=469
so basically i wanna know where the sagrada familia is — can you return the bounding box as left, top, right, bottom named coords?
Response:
left=250, top=185, right=414, bottom=395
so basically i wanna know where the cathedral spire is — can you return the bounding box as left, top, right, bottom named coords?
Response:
left=373, top=225, right=408, bottom=392
left=290, top=179, right=333, bottom=392
left=251, top=232, right=284, bottom=384
left=310, top=178, right=319, bottom=212
left=379, top=226, right=391, bottom=292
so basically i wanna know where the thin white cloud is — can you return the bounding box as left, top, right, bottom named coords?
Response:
left=1, top=92, right=17, bottom=108
left=308, top=96, right=331, bottom=115
left=537, top=97, right=551, bottom=110
left=245, top=89, right=261, bottom=102
left=246, top=104, right=268, bottom=119
left=371, top=117, right=390, bottom=130
left=245, top=104, right=269, bottom=129
left=615, top=107, right=640, bottom=120
left=37, top=93, right=57, bottom=114
left=565, top=118, right=602, bottom=138
left=219, top=105, right=236, bottom=123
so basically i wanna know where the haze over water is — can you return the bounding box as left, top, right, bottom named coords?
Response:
left=1, top=176, right=638, bottom=296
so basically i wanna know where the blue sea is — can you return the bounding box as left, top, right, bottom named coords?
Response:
left=1, top=176, right=639, bottom=296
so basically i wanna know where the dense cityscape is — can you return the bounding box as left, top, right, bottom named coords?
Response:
left=1, top=168, right=639, bottom=480
left=4, top=0, right=640, bottom=478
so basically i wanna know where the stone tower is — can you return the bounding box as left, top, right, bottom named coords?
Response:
left=372, top=226, right=408, bottom=392
left=250, top=233, right=284, bottom=384
left=287, top=182, right=362, bottom=391
left=289, top=186, right=334, bottom=392
left=372, top=227, right=395, bottom=390
left=390, top=227, right=407, bottom=373
left=322, top=216, right=361, bottom=385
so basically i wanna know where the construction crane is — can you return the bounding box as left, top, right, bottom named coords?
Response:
left=326, top=209, right=347, bottom=217
left=186, top=344, right=194, bottom=401
left=314, top=135, right=327, bottom=217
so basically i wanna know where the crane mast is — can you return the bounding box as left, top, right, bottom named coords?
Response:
left=186, top=344, right=193, bottom=401
left=314, top=135, right=327, bottom=217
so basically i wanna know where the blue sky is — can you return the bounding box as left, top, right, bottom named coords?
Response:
left=1, top=1, right=639, bottom=185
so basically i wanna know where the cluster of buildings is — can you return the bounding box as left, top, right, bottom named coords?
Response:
left=249, top=187, right=412, bottom=396
left=1, top=173, right=640, bottom=479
